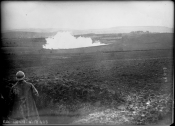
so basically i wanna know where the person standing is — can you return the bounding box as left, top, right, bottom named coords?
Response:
left=8, top=71, right=40, bottom=124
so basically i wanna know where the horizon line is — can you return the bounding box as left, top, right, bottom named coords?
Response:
left=2, top=25, right=173, bottom=33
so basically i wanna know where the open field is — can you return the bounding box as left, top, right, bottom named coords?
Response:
left=1, top=1, right=174, bottom=124
left=1, top=48, right=173, bottom=124
left=1, top=32, right=173, bottom=125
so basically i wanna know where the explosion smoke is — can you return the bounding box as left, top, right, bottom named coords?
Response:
left=43, top=32, right=106, bottom=49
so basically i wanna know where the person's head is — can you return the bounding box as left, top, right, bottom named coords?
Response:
left=16, top=71, right=25, bottom=81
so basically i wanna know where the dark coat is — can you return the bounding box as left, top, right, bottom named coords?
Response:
left=9, top=80, right=40, bottom=122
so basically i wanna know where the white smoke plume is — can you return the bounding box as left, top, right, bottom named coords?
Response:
left=43, top=32, right=106, bottom=49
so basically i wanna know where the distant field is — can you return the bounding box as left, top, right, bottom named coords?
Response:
left=3, top=49, right=173, bottom=90
left=1, top=33, right=173, bottom=124
left=1, top=33, right=173, bottom=56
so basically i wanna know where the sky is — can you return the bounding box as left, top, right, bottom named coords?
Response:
left=1, top=1, right=174, bottom=31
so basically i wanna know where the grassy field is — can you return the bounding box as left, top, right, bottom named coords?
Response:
left=1, top=48, right=173, bottom=124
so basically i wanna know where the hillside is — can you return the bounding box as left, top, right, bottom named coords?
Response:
left=72, top=26, right=173, bottom=35
left=1, top=26, right=173, bottom=39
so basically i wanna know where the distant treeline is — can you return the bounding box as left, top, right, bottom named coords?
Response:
left=130, top=31, right=150, bottom=34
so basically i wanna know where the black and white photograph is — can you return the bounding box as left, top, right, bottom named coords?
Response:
left=1, top=1, right=174, bottom=125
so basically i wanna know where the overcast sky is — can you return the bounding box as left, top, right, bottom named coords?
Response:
left=1, top=1, right=174, bottom=31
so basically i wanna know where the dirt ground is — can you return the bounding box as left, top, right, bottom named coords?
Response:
left=2, top=49, right=173, bottom=125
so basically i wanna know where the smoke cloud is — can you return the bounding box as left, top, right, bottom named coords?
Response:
left=43, top=32, right=106, bottom=49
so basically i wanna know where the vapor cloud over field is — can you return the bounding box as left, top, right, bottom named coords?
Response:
left=43, top=32, right=106, bottom=49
